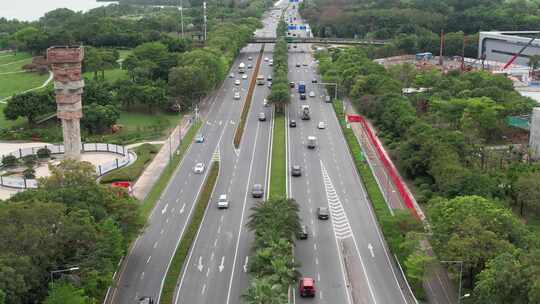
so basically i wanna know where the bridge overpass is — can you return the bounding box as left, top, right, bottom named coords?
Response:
left=248, top=36, right=388, bottom=45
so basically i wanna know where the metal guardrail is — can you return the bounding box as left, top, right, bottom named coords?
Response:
left=0, top=143, right=133, bottom=189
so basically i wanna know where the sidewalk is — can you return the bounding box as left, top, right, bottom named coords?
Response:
left=131, top=116, right=193, bottom=200
left=344, top=100, right=458, bottom=304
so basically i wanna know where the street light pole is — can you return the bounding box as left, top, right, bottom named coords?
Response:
left=203, top=2, right=207, bottom=41
left=50, top=266, right=80, bottom=287
left=441, top=260, right=466, bottom=304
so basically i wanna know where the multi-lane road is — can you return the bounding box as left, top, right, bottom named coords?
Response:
left=111, top=1, right=415, bottom=303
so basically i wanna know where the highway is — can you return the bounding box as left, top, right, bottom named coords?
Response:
left=286, top=6, right=414, bottom=304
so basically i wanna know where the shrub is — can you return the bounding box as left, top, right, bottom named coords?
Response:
left=36, top=147, right=51, bottom=159
left=23, top=154, right=37, bottom=167
left=23, top=167, right=36, bottom=179
left=2, top=155, right=18, bottom=167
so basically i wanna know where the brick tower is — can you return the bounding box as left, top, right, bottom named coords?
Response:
left=47, top=46, right=84, bottom=160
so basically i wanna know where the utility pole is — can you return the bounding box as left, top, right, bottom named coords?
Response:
left=178, top=0, right=184, bottom=38
left=439, top=29, right=445, bottom=66
left=203, top=2, right=207, bottom=41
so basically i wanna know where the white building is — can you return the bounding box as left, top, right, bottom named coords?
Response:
left=479, top=31, right=540, bottom=66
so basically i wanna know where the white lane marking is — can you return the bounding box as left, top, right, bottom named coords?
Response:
left=211, top=252, right=215, bottom=261
left=206, top=268, right=210, bottom=277
left=226, top=117, right=262, bottom=304
left=140, top=272, right=145, bottom=280
left=314, top=243, right=317, bottom=251
left=243, top=256, right=249, bottom=273
left=219, top=256, right=225, bottom=272
left=318, top=273, right=321, bottom=281
left=197, top=256, right=204, bottom=272
left=176, top=198, right=180, bottom=203
left=320, top=161, right=353, bottom=239
left=315, top=257, right=319, bottom=265
left=166, top=218, right=169, bottom=224
left=153, top=241, right=158, bottom=249
left=172, top=207, right=176, bottom=212
left=214, top=238, right=218, bottom=247
left=146, top=256, right=151, bottom=264
left=179, top=203, right=186, bottom=214
left=368, top=243, right=375, bottom=258
left=160, top=229, right=164, bottom=235
left=220, top=215, right=224, bottom=223
left=217, top=225, right=222, bottom=234
left=201, top=284, right=206, bottom=294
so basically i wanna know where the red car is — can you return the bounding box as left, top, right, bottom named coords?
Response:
left=299, top=277, right=316, bottom=297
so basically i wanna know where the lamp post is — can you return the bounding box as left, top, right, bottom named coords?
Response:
left=50, top=266, right=79, bottom=287
left=441, top=260, right=466, bottom=304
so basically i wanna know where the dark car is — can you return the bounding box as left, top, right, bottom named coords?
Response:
left=300, top=93, right=306, bottom=100
left=312, top=78, right=318, bottom=83
left=252, top=184, right=264, bottom=198
left=289, top=81, right=295, bottom=88
left=289, top=120, right=297, bottom=128
left=297, top=225, right=308, bottom=239
left=317, top=207, right=329, bottom=220
left=291, top=165, right=302, bottom=176
left=295, top=63, right=301, bottom=67
left=139, top=297, right=154, bottom=304
left=247, top=64, right=253, bottom=69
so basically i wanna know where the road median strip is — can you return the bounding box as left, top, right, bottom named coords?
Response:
left=160, top=161, right=220, bottom=303
left=269, top=114, right=286, bottom=199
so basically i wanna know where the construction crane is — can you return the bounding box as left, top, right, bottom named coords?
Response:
left=502, top=36, right=536, bottom=70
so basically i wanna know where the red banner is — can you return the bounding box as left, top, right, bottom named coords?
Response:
left=347, top=114, right=362, bottom=123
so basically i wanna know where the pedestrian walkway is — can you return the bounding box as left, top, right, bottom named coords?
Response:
left=131, top=116, right=193, bottom=200
left=344, top=100, right=458, bottom=304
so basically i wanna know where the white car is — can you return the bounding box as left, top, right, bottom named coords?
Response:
left=318, top=121, right=326, bottom=129
left=242, top=74, right=248, bottom=79
left=264, top=57, right=269, bottom=62
left=235, top=79, right=241, bottom=85
left=217, top=194, right=229, bottom=209
left=229, top=73, right=235, bottom=78
left=234, top=92, right=241, bottom=99
left=309, top=91, right=315, bottom=97
left=193, top=163, right=205, bottom=174
left=248, top=56, right=253, bottom=61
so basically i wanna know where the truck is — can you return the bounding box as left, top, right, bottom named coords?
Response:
left=298, top=82, right=306, bottom=94
left=301, top=104, right=310, bottom=120
left=238, top=62, right=246, bottom=73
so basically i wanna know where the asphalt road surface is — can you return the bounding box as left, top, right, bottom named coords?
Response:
left=286, top=6, right=414, bottom=304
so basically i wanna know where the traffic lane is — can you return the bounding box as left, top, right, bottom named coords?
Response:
left=301, top=48, right=409, bottom=303
left=287, top=85, right=350, bottom=303
left=222, top=52, right=275, bottom=304
left=114, top=80, right=235, bottom=304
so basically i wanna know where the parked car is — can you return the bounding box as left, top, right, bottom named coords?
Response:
left=317, top=207, right=329, bottom=220
left=193, top=163, right=205, bottom=174
left=251, top=184, right=264, bottom=198
left=291, top=165, right=302, bottom=176
left=289, top=120, right=297, bottom=127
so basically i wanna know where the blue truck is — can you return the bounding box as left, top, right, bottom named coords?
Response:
left=298, top=82, right=306, bottom=94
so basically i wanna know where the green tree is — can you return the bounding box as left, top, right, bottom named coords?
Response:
left=44, top=283, right=89, bottom=304
left=82, top=104, right=120, bottom=134
left=4, top=90, right=55, bottom=125
left=242, top=277, right=285, bottom=304
left=514, top=171, right=540, bottom=216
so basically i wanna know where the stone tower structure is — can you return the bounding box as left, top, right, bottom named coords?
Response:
left=530, top=107, right=540, bottom=160
left=47, top=46, right=84, bottom=160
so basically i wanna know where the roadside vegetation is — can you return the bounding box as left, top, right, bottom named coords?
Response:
left=160, top=161, right=219, bottom=303
left=100, top=143, right=160, bottom=184
left=243, top=198, right=301, bottom=303
left=318, top=47, right=540, bottom=303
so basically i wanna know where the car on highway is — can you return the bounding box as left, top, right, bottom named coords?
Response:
left=235, top=79, right=241, bottom=85
left=303, top=62, right=308, bottom=66
left=295, top=63, right=301, bottom=67
left=289, top=120, right=296, bottom=127
left=267, top=82, right=272, bottom=88
left=297, top=224, right=308, bottom=239
left=312, top=78, right=318, bottom=83
left=291, top=165, right=302, bottom=176
left=293, top=45, right=297, bottom=48
left=248, top=64, right=253, bottom=69
left=234, top=92, right=241, bottom=99
left=248, top=56, right=253, bottom=60
left=258, top=112, right=266, bottom=121
left=139, top=297, right=154, bottom=304
left=264, top=57, right=269, bottom=62
left=289, top=81, right=295, bottom=88
left=263, top=98, right=269, bottom=107
left=217, top=194, right=229, bottom=209
left=193, top=162, right=205, bottom=174
left=195, top=134, right=205, bottom=143
left=317, top=207, right=329, bottom=220
left=325, top=95, right=332, bottom=103
left=299, top=277, right=316, bottom=297
left=267, top=75, right=272, bottom=81
left=251, top=184, right=264, bottom=198
left=307, top=136, right=317, bottom=149
left=242, top=74, right=248, bottom=80
left=309, top=91, right=315, bottom=98
left=318, top=121, right=326, bottom=129
left=300, top=93, right=306, bottom=100
left=229, top=73, right=235, bottom=78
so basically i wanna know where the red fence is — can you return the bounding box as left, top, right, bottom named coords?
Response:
left=357, top=115, right=420, bottom=218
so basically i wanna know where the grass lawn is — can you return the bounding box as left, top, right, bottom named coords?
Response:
left=0, top=57, right=32, bottom=73
left=0, top=72, right=49, bottom=100
left=0, top=52, right=31, bottom=65
left=100, top=143, right=161, bottom=184
left=118, top=49, right=132, bottom=60
left=83, top=68, right=128, bottom=83
left=269, top=114, right=286, bottom=199
left=118, top=111, right=181, bottom=132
